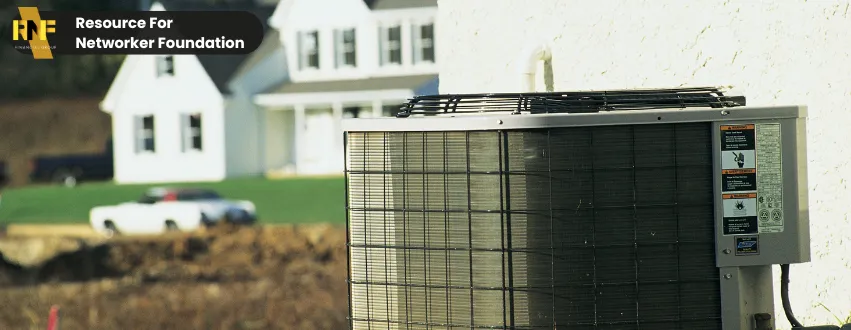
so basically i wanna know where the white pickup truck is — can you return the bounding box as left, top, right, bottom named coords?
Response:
left=89, top=187, right=257, bottom=237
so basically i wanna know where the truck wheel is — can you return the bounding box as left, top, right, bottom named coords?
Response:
left=52, top=169, right=78, bottom=188
left=103, top=221, right=119, bottom=238
left=165, top=220, right=180, bottom=232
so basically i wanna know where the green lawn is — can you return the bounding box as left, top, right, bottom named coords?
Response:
left=0, top=177, right=346, bottom=224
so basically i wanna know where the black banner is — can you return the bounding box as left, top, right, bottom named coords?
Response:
left=7, top=10, right=264, bottom=56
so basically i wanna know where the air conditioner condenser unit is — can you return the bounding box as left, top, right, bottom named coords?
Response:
left=342, top=87, right=828, bottom=330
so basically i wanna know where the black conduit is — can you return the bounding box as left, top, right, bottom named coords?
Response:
left=780, top=264, right=804, bottom=328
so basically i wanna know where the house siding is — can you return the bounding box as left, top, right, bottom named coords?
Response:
left=437, top=0, right=851, bottom=328
left=278, top=0, right=437, bottom=83
left=223, top=96, right=263, bottom=177
left=228, top=36, right=292, bottom=177
left=110, top=54, right=226, bottom=184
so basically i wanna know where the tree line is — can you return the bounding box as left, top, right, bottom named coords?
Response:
left=0, top=0, right=136, bottom=100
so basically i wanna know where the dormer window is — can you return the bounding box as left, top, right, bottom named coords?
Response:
left=298, top=30, right=320, bottom=70
left=156, top=55, right=174, bottom=77
left=379, top=25, right=402, bottom=66
left=413, top=23, right=435, bottom=64
left=335, top=28, right=357, bottom=68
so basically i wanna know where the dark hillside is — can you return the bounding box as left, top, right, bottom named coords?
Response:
left=0, top=98, right=111, bottom=187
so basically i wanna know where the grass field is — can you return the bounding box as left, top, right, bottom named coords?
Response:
left=0, top=176, right=346, bottom=224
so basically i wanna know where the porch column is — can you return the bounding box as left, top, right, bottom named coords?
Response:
left=294, top=104, right=305, bottom=174
left=332, top=102, right=344, bottom=172
left=372, top=99, right=383, bottom=117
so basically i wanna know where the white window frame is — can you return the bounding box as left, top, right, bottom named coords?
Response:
left=135, top=115, right=156, bottom=154
left=181, top=112, right=203, bottom=152
left=156, top=55, right=174, bottom=77
left=412, top=22, right=435, bottom=64
left=334, top=28, right=357, bottom=69
left=379, top=24, right=403, bottom=66
left=298, top=30, right=320, bottom=70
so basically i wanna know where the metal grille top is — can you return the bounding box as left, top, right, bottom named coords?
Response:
left=396, top=86, right=746, bottom=117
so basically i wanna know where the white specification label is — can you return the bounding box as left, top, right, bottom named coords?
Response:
left=756, top=123, right=784, bottom=233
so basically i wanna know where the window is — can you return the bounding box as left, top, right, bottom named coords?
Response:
left=156, top=55, right=174, bottom=77
left=413, top=23, right=435, bottom=64
left=182, top=113, right=203, bottom=152
left=298, top=31, right=320, bottom=69
left=335, top=28, right=357, bottom=68
left=383, top=104, right=403, bottom=117
left=135, top=115, right=155, bottom=153
left=344, top=107, right=375, bottom=118
left=379, top=25, right=402, bottom=66
left=137, top=193, right=162, bottom=204
left=177, top=189, right=221, bottom=201
left=343, top=107, right=360, bottom=118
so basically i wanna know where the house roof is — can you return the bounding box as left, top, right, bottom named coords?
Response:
left=365, top=0, right=437, bottom=10
left=230, top=29, right=282, bottom=81
left=157, top=0, right=278, bottom=94
left=264, top=74, right=438, bottom=94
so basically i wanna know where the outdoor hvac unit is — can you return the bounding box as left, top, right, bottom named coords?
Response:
left=342, top=87, right=811, bottom=330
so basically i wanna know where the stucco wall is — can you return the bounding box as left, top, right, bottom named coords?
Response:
left=437, top=0, right=851, bottom=328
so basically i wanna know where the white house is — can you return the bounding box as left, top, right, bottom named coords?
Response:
left=100, top=0, right=276, bottom=184
left=102, top=0, right=438, bottom=183
left=249, top=0, right=439, bottom=176
left=437, top=0, right=851, bottom=328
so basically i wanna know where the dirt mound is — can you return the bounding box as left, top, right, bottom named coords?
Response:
left=0, top=224, right=349, bottom=330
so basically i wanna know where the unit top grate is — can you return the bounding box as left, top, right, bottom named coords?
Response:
left=395, top=86, right=746, bottom=118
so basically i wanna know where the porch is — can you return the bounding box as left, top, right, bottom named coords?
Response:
left=253, top=74, right=438, bottom=176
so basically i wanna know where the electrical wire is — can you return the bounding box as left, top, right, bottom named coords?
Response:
left=781, top=264, right=804, bottom=328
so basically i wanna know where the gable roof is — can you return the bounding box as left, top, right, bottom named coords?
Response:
left=230, top=29, right=282, bottom=81
left=156, top=0, right=278, bottom=94
left=365, top=0, right=436, bottom=10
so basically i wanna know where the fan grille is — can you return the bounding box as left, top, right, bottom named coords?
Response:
left=394, top=87, right=744, bottom=117
left=346, top=123, right=721, bottom=329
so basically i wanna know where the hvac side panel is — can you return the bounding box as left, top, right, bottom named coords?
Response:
left=713, top=117, right=810, bottom=267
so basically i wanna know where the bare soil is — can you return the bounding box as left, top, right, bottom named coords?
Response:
left=0, top=224, right=349, bottom=330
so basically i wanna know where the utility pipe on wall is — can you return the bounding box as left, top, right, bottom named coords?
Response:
left=517, top=42, right=554, bottom=93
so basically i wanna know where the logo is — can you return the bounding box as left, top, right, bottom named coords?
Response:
left=735, top=201, right=745, bottom=210
left=734, top=236, right=759, bottom=256
left=737, top=240, right=756, bottom=249
left=10, top=7, right=54, bottom=59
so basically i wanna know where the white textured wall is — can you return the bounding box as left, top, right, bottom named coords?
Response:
left=437, top=0, right=851, bottom=328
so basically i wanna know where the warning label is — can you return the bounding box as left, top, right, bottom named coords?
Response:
left=756, top=123, right=784, bottom=233
left=718, top=123, right=785, bottom=236
left=722, top=169, right=757, bottom=192
left=721, top=125, right=757, bottom=170
left=722, top=193, right=758, bottom=235
left=721, top=124, right=756, bottom=150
